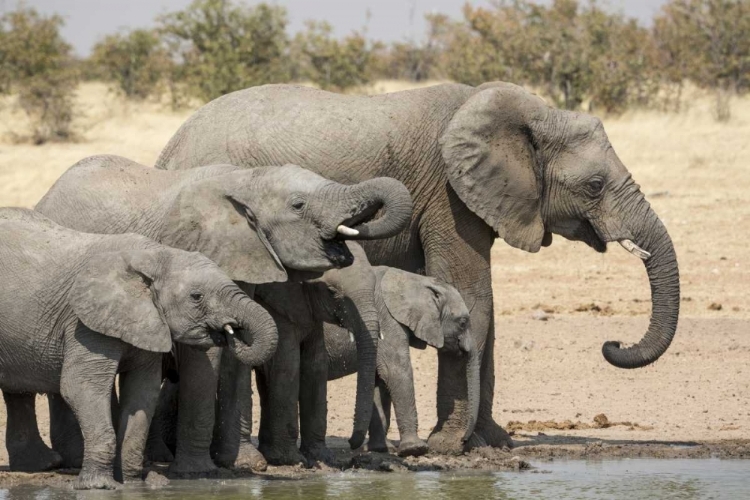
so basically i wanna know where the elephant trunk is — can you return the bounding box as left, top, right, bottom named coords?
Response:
left=345, top=289, right=380, bottom=449
left=460, top=334, right=480, bottom=442
left=602, top=201, right=680, bottom=368
left=222, top=293, right=279, bottom=367
left=336, top=178, right=413, bottom=240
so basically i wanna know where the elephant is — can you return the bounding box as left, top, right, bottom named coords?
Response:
left=156, top=81, right=681, bottom=452
left=0, top=208, right=277, bottom=489
left=35, top=155, right=413, bottom=473
left=324, top=266, right=477, bottom=457
left=148, top=243, right=384, bottom=467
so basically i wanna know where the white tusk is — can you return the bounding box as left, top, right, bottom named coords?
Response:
left=223, top=325, right=235, bottom=336
left=619, top=239, right=651, bottom=260
left=337, top=225, right=359, bottom=237
left=349, top=331, right=355, bottom=343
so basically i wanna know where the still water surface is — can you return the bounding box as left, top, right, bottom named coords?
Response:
left=2, top=459, right=749, bottom=500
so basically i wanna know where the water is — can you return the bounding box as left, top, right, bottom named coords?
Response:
left=2, top=459, right=749, bottom=500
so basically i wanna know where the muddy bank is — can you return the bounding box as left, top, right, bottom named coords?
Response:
left=2, top=439, right=749, bottom=489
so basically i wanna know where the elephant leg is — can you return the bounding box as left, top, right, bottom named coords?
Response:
left=366, top=378, right=393, bottom=453
left=298, top=327, right=334, bottom=464
left=60, top=334, right=122, bottom=490
left=48, top=394, right=84, bottom=468
left=169, top=345, right=221, bottom=475
left=381, top=356, right=428, bottom=458
left=256, top=318, right=306, bottom=466
left=146, top=379, right=178, bottom=463
left=115, top=355, right=161, bottom=482
left=3, top=391, right=62, bottom=471
left=473, top=312, right=512, bottom=449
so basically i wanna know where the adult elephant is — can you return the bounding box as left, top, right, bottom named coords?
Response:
left=156, top=82, right=681, bottom=452
left=36, top=155, right=412, bottom=472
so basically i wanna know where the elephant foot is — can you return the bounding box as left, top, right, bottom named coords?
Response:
left=397, top=437, right=428, bottom=458
left=475, top=419, right=514, bottom=449
left=218, top=442, right=268, bottom=472
left=259, top=443, right=308, bottom=467
left=300, top=443, right=336, bottom=466
left=74, top=470, right=121, bottom=490
left=365, top=438, right=395, bottom=454
left=8, top=440, right=63, bottom=472
left=168, top=453, right=219, bottom=477
left=427, top=428, right=467, bottom=455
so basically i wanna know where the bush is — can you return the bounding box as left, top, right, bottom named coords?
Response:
left=159, top=0, right=290, bottom=102
left=294, top=21, right=376, bottom=91
left=0, top=6, right=77, bottom=143
left=90, top=29, right=169, bottom=100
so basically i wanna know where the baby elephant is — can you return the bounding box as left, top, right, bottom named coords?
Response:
left=325, top=267, right=478, bottom=457
left=0, top=209, right=277, bottom=489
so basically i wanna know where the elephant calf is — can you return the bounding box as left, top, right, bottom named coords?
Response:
left=323, top=267, right=478, bottom=457
left=0, top=209, right=277, bottom=490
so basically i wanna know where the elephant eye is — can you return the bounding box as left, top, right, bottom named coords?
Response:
left=190, top=291, right=204, bottom=302
left=457, top=317, right=469, bottom=330
left=587, top=177, right=605, bottom=196
left=291, top=198, right=306, bottom=211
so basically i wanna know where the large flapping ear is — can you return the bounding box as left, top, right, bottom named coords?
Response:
left=70, top=250, right=172, bottom=352
left=440, top=83, right=548, bottom=252
left=380, top=268, right=444, bottom=349
left=161, top=176, right=287, bottom=285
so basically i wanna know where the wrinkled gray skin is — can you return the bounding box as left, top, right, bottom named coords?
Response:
left=146, top=243, right=383, bottom=468
left=35, top=155, right=413, bottom=473
left=157, top=82, right=681, bottom=452
left=325, top=267, right=477, bottom=458
left=0, top=209, right=276, bottom=490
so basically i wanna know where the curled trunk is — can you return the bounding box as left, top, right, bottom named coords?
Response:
left=338, top=178, right=413, bottom=240
left=602, top=205, right=680, bottom=368
left=224, top=295, right=279, bottom=367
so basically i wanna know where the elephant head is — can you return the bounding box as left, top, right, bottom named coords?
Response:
left=70, top=246, right=278, bottom=366
left=161, top=164, right=413, bottom=285
left=378, top=267, right=479, bottom=442
left=440, top=82, right=679, bottom=369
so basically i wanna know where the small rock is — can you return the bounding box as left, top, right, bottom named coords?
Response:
left=708, top=303, right=723, bottom=311
left=531, top=309, right=549, bottom=321
left=144, top=471, right=169, bottom=489
left=593, top=413, right=610, bottom=428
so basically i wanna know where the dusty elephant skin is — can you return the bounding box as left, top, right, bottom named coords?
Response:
left=0, top=209, right=275, bottom=490
left=155, top=81, right=680, bottom=452
left=35, top=154, right=413, bottom=475
left=325, top=266, right=478, bottom=458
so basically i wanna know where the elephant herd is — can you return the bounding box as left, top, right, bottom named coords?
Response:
left=0, top=81, right=680, bottom=490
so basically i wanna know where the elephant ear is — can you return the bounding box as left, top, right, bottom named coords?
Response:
left=380, top=268, right=444, bottom=349
left=440, top=83, right=548, bottom=252
left=161, top=176, right=287, bottom=285
left=70, top=249, right=172, bottom=353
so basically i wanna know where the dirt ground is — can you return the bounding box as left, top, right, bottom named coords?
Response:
left=0, top=81, right=748, bottom=483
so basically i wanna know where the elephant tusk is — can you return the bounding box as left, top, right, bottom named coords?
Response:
left=349, top=331, right=355, bottom=343
left=619, top=239, right=651, bottom=260
left=224, top=324, right=235, bottom=336
left=337, top=225, right=360, bottom=237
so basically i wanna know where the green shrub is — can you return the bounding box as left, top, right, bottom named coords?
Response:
left=0, top=6, right=77, bottom=143
left=90, top=29, right=169, bottom=99
left=159, top=0, right=290, bottom=102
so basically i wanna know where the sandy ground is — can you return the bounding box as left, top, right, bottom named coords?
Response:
left=0, top=81, right=748, bottom=480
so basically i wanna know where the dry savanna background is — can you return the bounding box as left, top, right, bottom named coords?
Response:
left=0, top=0, right=749, bottom=464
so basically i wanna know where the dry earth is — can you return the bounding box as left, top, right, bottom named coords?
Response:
left=0, top=81, right=748, bottom=479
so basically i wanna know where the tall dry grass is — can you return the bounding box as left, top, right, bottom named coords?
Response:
left=0, top=80, right=746, bottom=321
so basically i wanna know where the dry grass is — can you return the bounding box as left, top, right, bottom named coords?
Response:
left=0, top=80, right=747, bottom=322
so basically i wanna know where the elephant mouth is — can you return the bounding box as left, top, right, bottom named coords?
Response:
left=574, top=219, right=607, bottom=253
left=323, top=238, right=355, bottom=268
left=208, top=328, right=231, bottom=347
